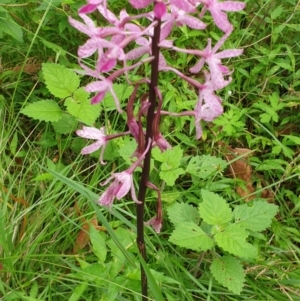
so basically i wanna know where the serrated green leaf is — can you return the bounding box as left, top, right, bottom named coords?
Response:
left=161, top=190, right=181, bottom=203
left=21, top=100, right=63, bottom=122
left=214, top=224, right=257, bottom=259
left=186, top=155, right=226, bottom=179
left=52, top=113, right=77, bottom=134
left=210, top=256, right=245, bottom=294
left=234, top=201, right=278, bottom=232
left=89, top=226, right=107, bottom=263
left=160, top=168, right=185, bottom=186
left=169, top=222, right=214, bottom=251
left=167, top=202, right=200, bottom=226
left=65, top=88, right=101, bottom=125
left=153, top=145, right=183, bottom=169
left=42, top=63, right=80, bottom=98
left=199, top=190, right=233, bottom=226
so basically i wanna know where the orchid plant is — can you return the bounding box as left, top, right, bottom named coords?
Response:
left=70, top=0, right=245, bottom=298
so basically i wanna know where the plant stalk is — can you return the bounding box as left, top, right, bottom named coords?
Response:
left=136, top=16, right=161, bottom=301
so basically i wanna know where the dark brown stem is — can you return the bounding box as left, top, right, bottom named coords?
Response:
left=136, top=16, right=161, bottom=301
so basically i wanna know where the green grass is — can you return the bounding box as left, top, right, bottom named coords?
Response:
left=1, top=0, right=300, bottom=300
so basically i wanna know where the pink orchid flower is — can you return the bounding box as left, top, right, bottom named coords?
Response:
left=190, top=30, right=243, bottom=90
left=199, top=0, right=246, bottom=33
left=79, top=0, right=107, bottom=14
left=195, top=82, right=224, bottom=139
left=76, top=126, right=108, bottom=164
left=98, top=139, right=152, bottom=207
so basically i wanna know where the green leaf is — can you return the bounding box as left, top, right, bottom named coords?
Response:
left=35, top=0, right=62, bottom=11
left=210, top=256, right=245, bottom=295
left=256, top=159, right=286, bottom=172
left=89, top=225, right=107, bottom=263
left=21, top=100, right=63, bottom=122
left=169, top=222, right=214, bottom=252
left=42, top=63, right=80, bottom=98
left=160, top=167, right=185, bottom=186
left=81, top=263, right=106, bottom=282
left=234, top=201, right=278, bottom=232
left=271, top=5, right=283, bottom=20
left=283, top=134, right=300, bottom=145
left=9, top=131, right=18, bottom=155
left=152, top=145, right=185, bottom=185
left=199, top=190, right=233, bottom=226
left=167, top=202, right=200, bottom=226
left=40, top=39, right=67, bottom=56
left=51, top=113, right=77, bottom=134
left=0, top=18, right=23, bottom=42
left=186, top=155, right=226, bottom=179
left=153, top=145, right=183, bottom=169
left=161, top=190, right=181, bottom=203
left=148, top=270, right=181, bottom=285
left=214, top=224, right=257, bottom=259
left=260, top=112, right=272, bottom=123
left=31, top=173, right=54, bottom=181
left=106, top=227, right=136, bottom=277
left=69, top=283, right=88, bottom=301
left=117, top=137, right=137, bottom=167
left=65, top=88, right=101, bottom=125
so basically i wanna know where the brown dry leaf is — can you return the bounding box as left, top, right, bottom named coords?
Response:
left=13, top=63, right=41, bottom=74
left=222, top=145, right=274, bottom=202
left=225, top=147, right=255, bottom=202
left=73, top=218, right=106, bottom=254
left=260, top=183, right=275, bottom=202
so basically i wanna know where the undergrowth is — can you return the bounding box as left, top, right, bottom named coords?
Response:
left=1, top=0, right=300, bottom=300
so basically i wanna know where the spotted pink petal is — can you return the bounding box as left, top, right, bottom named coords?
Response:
left=179, top=15, right=206, bottom=30
left=76, top=126, right=106, bottom=139
left=171, top=0, right=196, bottom=12
left=114, top=172, right=133, bottom=200
left=98, top=181, right=118, bottom=207
left=218, top=1, right=246, bottom=12
left=126, top=46, right=149, bottom=60
left=129, top=0, right=153, bottom=9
